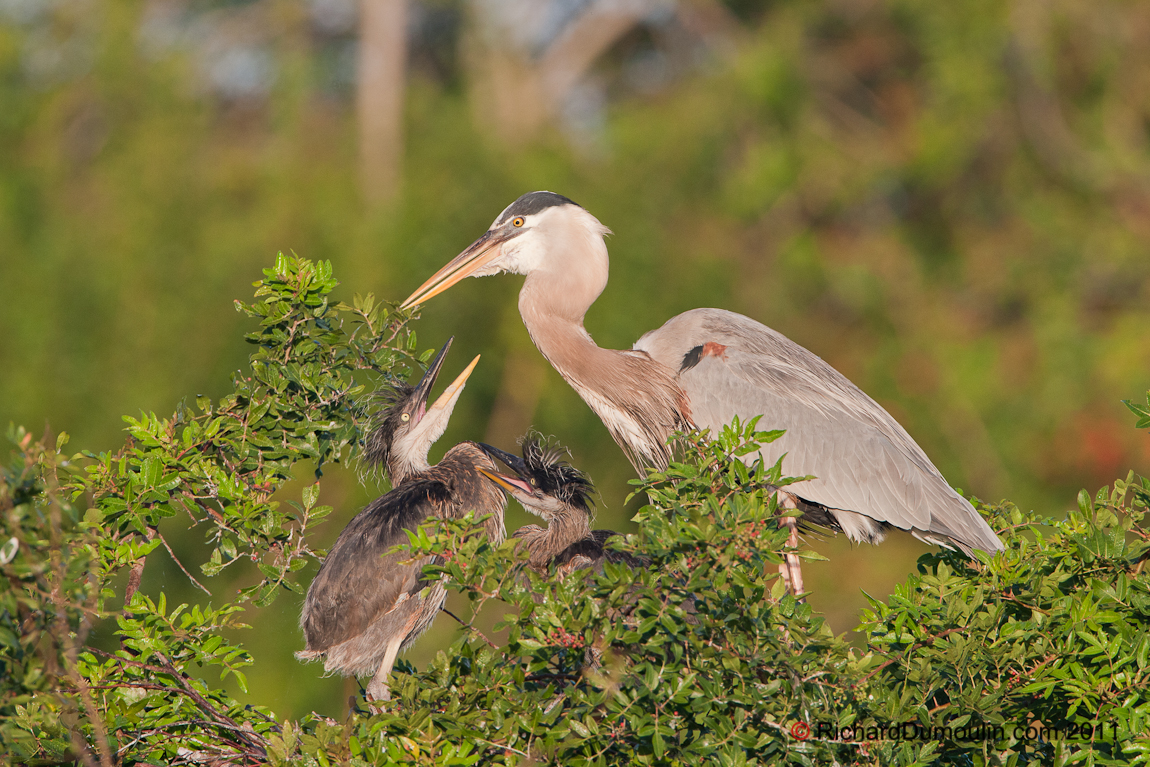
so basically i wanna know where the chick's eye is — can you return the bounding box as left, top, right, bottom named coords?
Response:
left=512, top=217, right=525, bottom=227
left=401, top=413, right=410, bottom=422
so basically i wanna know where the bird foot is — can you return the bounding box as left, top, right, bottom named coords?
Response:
left=365, top=678, right=391, bottom=704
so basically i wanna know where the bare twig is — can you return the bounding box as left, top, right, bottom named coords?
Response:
left=442, top=607, right=498, bottom=649
left=474, top=737, right=531, bottom=759
left=42, top=447, right=113, bottom=767
left=87, top=649, right=267, bottom=758
left=999, top=591, right=1050, bottom=615
left=155, top=653, right=267, bottom=758
left=157, top=528, right=212, bottom=595
left=860, top=627, right=968, bottom=682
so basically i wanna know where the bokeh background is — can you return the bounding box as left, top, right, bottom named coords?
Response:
left=2, top=0, right=1149, bottom=720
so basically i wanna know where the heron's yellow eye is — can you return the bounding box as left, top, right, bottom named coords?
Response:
left=401, top=413, right=410, bottom=422
left=512, top=217, right=525, bottom=227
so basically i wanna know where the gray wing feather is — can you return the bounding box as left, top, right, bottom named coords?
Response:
left=636, top=308, right=1002, bottom=554
left=301, top=483, right=442, bottom=653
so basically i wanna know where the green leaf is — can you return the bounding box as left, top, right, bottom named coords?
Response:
left=302, top=482, right=320, bottom=511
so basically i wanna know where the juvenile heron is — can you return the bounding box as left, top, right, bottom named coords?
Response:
left=483, top=437, right=683, bottom=664
left=401, top=192, right=1004, bottom=577
left=363, top=338, right=462, bottom=486
left=479, top=437, right=642, bottom=576
left=298, top=346, right=506, bottom=701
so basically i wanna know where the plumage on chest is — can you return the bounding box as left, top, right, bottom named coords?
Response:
left=570, top=380, right=657, bottom=449
left=559, top=352, right=690, bottom=470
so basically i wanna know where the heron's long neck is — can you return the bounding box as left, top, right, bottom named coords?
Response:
left=517, top=295, right=621, bottom=388
left=388, top=454, right=429, bottom=487
left=518, top=511, right=591, bottom=567
left=517, top=278, right=690, bottom=470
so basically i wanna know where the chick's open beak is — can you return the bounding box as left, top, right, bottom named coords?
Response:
left=478, top=442, right=528, bottom=475
left=424, top=354, right=480, bottom=421
left=477, top=443, right=536, bottom=496
left=408, top=338, right=454, bottom=425
left=478, top=468, right=534, bottom=495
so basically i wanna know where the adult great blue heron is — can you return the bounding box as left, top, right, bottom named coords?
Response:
left=401, top=191, right=1004, bottom=564
left=479, top=437, right=643, bottom=576
left=298, top=345, right=506, bottom=701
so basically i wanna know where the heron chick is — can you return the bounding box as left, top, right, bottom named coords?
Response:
left=364, top=338, right=463, bottom=486
left=299, top=344, right=506, bottom=702
left=482, top=438, right=682, bottom=672
left=480, top=437, right=642, bottom=576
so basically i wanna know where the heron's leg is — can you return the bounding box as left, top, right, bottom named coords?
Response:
left=365, top=636, right=403, bottom=702
left=781, top=516, right=805, bottom=596
left=776, top=494, right=805, bottom=599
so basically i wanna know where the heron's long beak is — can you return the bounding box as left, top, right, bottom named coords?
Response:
left=407, top=352, right=481, bottom=448
left=425, top=354, right=481, bottom=420
left=408, top=338, right=454, bottom=425
left=477, top=443, right=535, bottom=496
left=478, top=442, right=528, bottom=475
left=401, top=228, right=512, bottom=309
left=478, top=468, right=534, bottom=496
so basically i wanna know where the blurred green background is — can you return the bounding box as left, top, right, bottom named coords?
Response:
left=2, top=0, right=1148, bottom=720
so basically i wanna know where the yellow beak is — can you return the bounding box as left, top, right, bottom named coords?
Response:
left=425, top=354, right=481, bottom=417
left=401, top=228, right=508, bottom=309
left=478, top=468, right=533, bottom=495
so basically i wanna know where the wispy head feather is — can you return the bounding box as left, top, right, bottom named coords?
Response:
left=363, top=378, right=417, bottom=473
left=518, top=432, right=595, bottom=515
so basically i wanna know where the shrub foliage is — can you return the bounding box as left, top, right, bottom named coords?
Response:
left=1, top=257, right=1148, bottom=766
